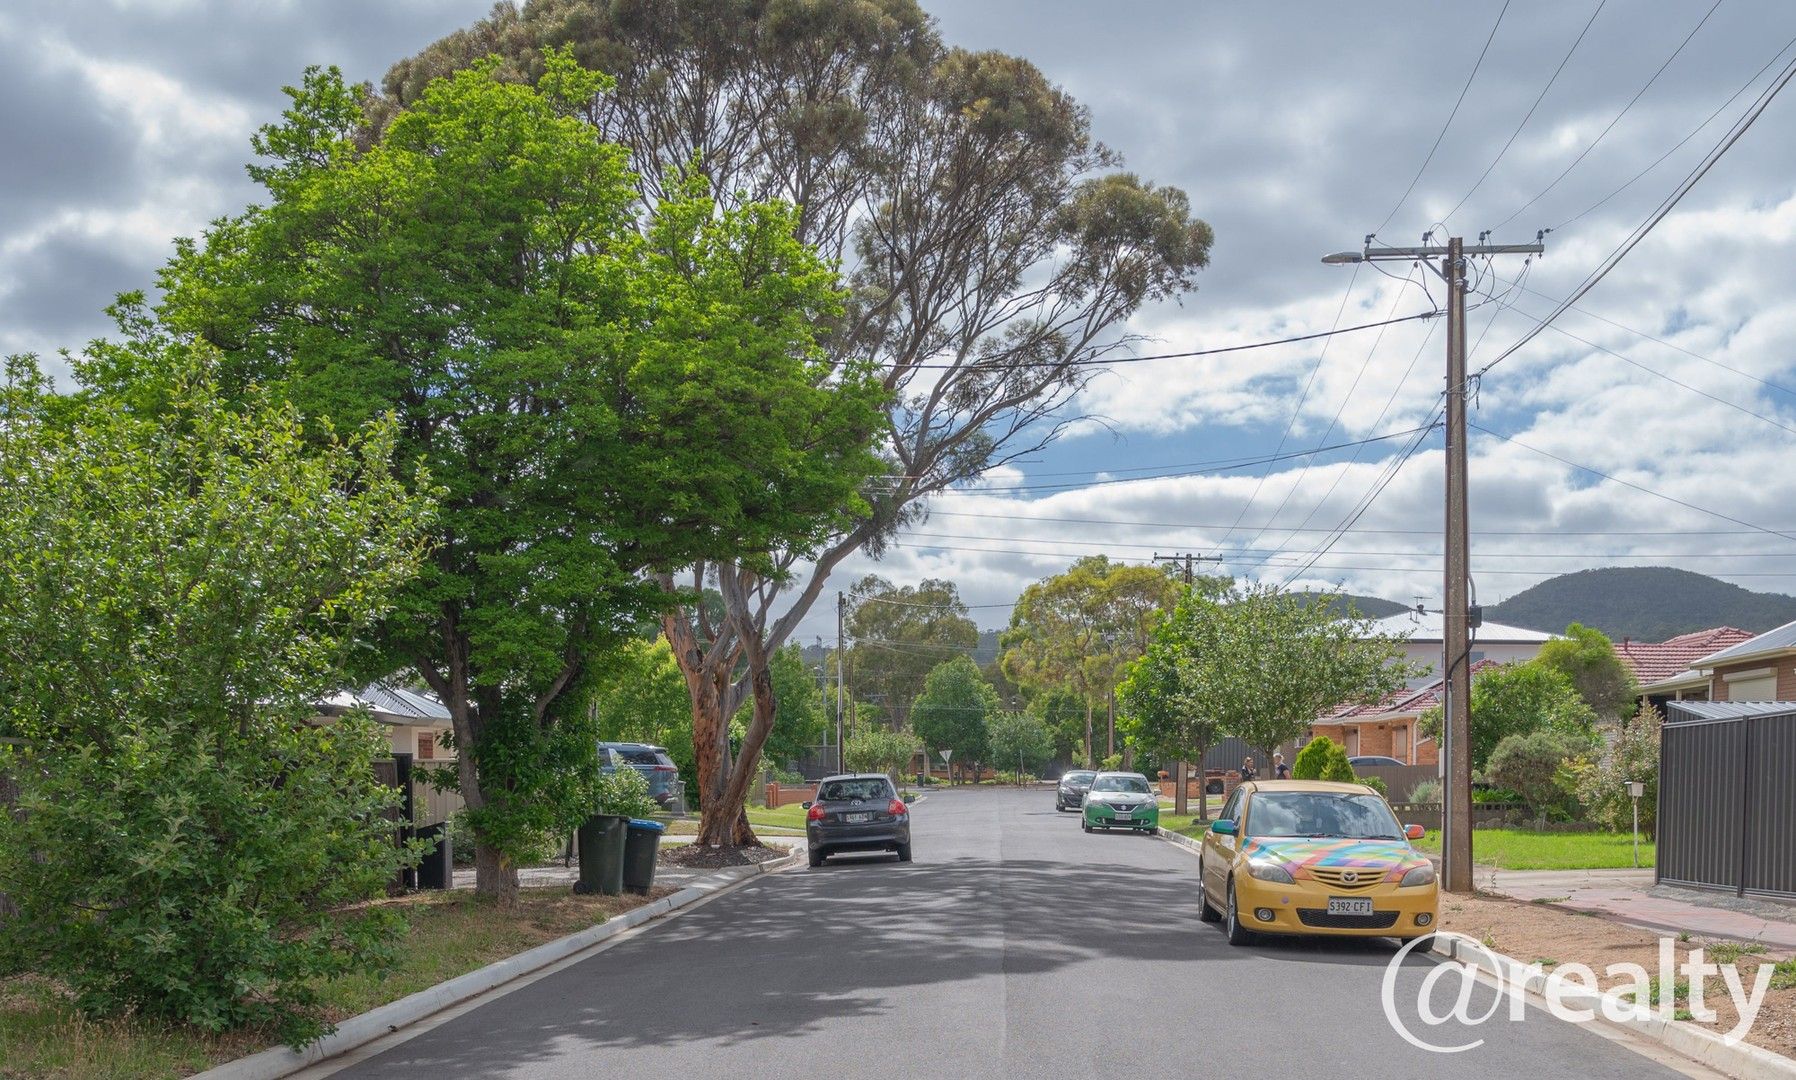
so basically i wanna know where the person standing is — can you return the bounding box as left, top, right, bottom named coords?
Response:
left=1273, top=753, right=1290, bottom=780
left=1239, top=757, right=1257, bottom=782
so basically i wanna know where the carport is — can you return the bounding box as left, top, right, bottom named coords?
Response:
left=1658, top=700, right=1796, bottom=900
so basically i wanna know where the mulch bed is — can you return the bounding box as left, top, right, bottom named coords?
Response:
left=658, top=843, right=780, bottom=869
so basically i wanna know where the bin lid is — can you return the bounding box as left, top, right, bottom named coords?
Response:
left=627, top=818, right=666, bottom=833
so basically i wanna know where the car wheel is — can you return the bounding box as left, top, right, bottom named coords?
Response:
left=808, top=847, right=824, bottom=869
left=1198, top=859, right=1222, bottom=922
left=1225, top=877, right=1254, bottom=946
left=1081, top=819, right=1092, bottom=833
left=896, top=842, right=912, bottom=863
left=1400, top=934, right=1436, bottom=952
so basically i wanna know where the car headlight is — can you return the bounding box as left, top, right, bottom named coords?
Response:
left=1246, top=860, right=1295, bottom=885
left=1400, top=863, right=1437, bottom=888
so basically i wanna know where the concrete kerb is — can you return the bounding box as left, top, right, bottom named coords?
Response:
left=1154, top=828, right=1793, bottom=1077
left=194, top=846, right=804, bottom=1080
left=1430, top=933, right=1796, bottom=1079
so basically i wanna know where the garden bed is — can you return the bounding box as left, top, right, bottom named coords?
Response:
left=0, top=888, right=663, bottom=1079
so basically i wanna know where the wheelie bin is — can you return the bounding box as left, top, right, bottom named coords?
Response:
left=575, top=814, right=627, bottom=896
left=622, top=818, right=666, bottom=894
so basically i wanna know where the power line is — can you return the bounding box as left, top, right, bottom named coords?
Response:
left=1471, top=423, right=1796, bottom=543
left=1480, top=45, right=1796, bottom=377
left=1553, top=30, right=1796, bottom=233
left=1443, top=0, right=1608, bottom=226
left=895, top=530, right=1796, bottom=560
left=1494, top=0, right=1721, bottom=231
left=923, top=508, right=1796, bottom=537
left=1373, top=0, right=1511, bottom=236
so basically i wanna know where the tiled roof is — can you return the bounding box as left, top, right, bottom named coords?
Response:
left=1618, top=626, right=1754, bottom=684
left=1315, top=659, right=1502, bottom=725
left=1690, top=618, right=1796, bottom=669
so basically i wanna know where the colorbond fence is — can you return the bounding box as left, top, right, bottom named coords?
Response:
left=1659, top=703, right=1796, bottom=900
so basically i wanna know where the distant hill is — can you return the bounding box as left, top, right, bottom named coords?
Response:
left=1489, top=567, right=1796, bottom=642
left=1304, top=592, right=1411, bottom=620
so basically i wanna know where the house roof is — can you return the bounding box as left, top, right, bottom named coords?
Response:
left=1366, top=611, right=1558, bottom=645
left=1315, top=659, right=1503, bottom=725
left=1665, top=700, right=1796, bottom=723
left=1689, top=618, right=1796, bottom=669
left=317, top=682, right=451, bottom=727
left=1618, top=626, right=1755, bottom=684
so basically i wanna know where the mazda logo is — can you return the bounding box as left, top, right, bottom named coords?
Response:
left=1342, top=871, right=1359, bottom=884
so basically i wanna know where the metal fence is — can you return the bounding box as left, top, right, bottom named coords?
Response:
left=1659, top=701, right=1796, bottom=900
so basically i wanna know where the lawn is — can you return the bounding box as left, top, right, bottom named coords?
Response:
left=1411, top=828, right=1655, bottom=870
left=1152, top=798, right=1225, bottom=840
left=0, top=889, right=655, bottom=1080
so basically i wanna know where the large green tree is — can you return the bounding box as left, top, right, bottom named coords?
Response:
left=381, top=1, right=1212, bottom=846
left=910, top=655, right=997, bottom=782
left=1001, top=557, right=1181, bottom=766
left=987, top=710, right=1054, bottom=778
left=1116, top=582, right=1231, bottom=818
left=1535, top=622, right=1637, bottom=720
left=0, top=353, right=429, bottom=1043
left=1421, top=661, right=1600, bottom=773
left=148, top=53, right=881, bottom=890
left=1125, top=584, right=1412, bottom=772
left=844, top=575, right=979, bottom=730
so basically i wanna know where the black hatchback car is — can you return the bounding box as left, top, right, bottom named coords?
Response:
left=1055, top=769, right=1097, bottom=812
left=804, top=774, right=911, bottom=868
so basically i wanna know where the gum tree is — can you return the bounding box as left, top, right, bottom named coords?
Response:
left=381, top=0, right=1213, bottom=846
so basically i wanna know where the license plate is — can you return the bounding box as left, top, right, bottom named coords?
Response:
left=1327, top=897, right=1375, bottom=916
left=844, top=812, right=871, bottom=823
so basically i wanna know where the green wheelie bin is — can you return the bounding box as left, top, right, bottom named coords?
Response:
left=574, top=814, right=627, bottom=896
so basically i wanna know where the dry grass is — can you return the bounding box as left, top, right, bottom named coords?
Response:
left=0, top=888, right=662, bottom=1080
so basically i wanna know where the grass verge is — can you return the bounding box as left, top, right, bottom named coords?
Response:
left=0, top=889, right=657, bottom=1080
left=1412, top=828, right=1655, bottom=870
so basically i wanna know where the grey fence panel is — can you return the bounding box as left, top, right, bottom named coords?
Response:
left=1659, top=715, right=1748, bottom=893
left=1745, top=716, right=1796, bottom=898
left=1354, top=764, right=1438, bottom=800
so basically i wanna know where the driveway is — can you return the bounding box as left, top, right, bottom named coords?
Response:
left=313, top=787, right=1701, bottom=1078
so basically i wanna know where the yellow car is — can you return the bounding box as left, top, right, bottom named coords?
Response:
left=1197, top=780, right=1438, bottom=946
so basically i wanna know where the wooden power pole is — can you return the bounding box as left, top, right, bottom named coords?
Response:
left=1322, top=236, right=1541, bottom=893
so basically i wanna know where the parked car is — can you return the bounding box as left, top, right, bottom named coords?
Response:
left=1347, top=755, right=1405, bottom=768
left=1080, top=771, right=1160, bottom=833
left=1196, top=780, right=1437, bottom=946
left=598, top=742, right=682, bottom=810
left=1055, top=769, right=1097, bottom=812
left=804, top=773, right=911, bottom=868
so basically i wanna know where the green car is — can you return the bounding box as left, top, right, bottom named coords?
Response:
left=1080, top=772, right=1160, bottom=833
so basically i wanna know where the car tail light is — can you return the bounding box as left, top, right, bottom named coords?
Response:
left=888, top=799, right=908, bottom=816
left=807, top=803, right=825, bottom=822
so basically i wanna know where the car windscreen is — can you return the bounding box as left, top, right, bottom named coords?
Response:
left=1245, top=792, right=1403, bottom=840
left=1090, top=775, right=1150, bottom=794
left=818, top=778, right=893, bottom=802
left=1062, top=771, right=1096, bottom=784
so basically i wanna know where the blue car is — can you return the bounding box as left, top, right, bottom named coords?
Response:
left=599, top=742, right=683, bottom=810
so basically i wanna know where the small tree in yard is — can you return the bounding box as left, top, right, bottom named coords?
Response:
left=0, top=354, right=429, bottom=1045
left=1573, top=705, right=1663, bottom=837
left=1420, top=661, right=1598, bottom=774
left=1487, top=731, right=1584, bottom=827
left=1292, top=737, right=1355, bottom=783
left=844, top=728, right=923, bottom=782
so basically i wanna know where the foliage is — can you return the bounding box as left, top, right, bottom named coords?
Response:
left=843, top=727, right=922, bottom=778
left=986, top=711, right=1055, bottom=776
left=1293, top=738, right=1356, bottom=783
left=1573, top=705, right=1663, bottom=837
left=1003, top=557, right=1183, bottom=764
left=1027, top=687, right=1092, bottom=763
left=1535, top=623, right=1638, bottom=719
left=910, top=656, right=998, bottom=777
left=591, top=638, right=696, bottom=803
left=1099, top=753, right=1125, bottom=772
left=1408, top=779, right=1443, bottom=803
left=1358, top=775, right=1390, bottom=798
left=1487, top=731, right=1585, bottom=822
left=748, top=644, right=831, bottom=770
left=843, top=576, right=980, bottom=729
left=592, top=767, right=661, bottom=820
left=148, top=53, right=881, bottom=880
left=0, top=354, right=429, bottom=1044
left=1420, top=661, right=1600, bottom=773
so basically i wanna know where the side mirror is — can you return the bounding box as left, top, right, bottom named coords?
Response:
left=800, top=801, right=813, bottom=810
left=1405, top=823, right=1426, bottom=840
left=1210, top=819, right=1237, bottom=836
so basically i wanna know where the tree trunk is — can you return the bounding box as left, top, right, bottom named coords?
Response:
left=440, top=682, right=519, bottom=901
left=473, top=842, right=516, bottom=904
left=1084, top=702, right=1095, bottom=768
left=1194, top=737, right=1211, bottom=822
left=694, top=652, right=779, bottom=847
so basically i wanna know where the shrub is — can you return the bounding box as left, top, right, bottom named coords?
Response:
left=594, top=767, right=660, bottom=819
left=1407, top=779, right=1443, bottom=803
left=1100, top=753, right=1124, bottom=772
left=1358, top=775, right=1389, bottom=798
left=1576, top=705, right=1662, bottom=836
left=844, top=727, right=922, bottom=777
left=1292, top=737, right=1354, bottom=782
left=1487, top=731, right=1585, bottom=825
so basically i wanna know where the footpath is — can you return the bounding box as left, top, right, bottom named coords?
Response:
left=1475, top=867, right=1796, bottom=951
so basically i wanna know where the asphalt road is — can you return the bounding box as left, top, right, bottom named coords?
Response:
left=321, top=787, right=1695, bottom=1079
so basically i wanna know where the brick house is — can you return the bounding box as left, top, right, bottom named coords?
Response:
left=1637, top=620, right=1796, bottom=705
left=1309, top=660, right=1501, bottom=766
left=1617, top=626, right=1754, bottom=713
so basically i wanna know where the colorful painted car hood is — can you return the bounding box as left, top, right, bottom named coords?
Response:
left=1241, top=837, right=1427, bottom=881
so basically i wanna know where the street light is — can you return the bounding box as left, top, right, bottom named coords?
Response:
left=1320, top=251, right=1365, bottom=265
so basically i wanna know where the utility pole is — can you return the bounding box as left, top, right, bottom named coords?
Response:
left=835, top=591, right=846, bottom=774
left=1152, top=552, right=1222, bottom=816
left=1322, top=236, right=1542, bottom=894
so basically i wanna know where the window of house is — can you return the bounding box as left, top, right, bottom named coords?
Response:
left=418, top=732, right=435, bottom=760
left=1725, top=675, right=1776, bottom=701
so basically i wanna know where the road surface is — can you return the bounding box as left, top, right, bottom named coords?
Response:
left=317, top=787, right=1700, bottom=1078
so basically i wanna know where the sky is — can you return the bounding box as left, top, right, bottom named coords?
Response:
left=6, top=0, right=1796, bottom=645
